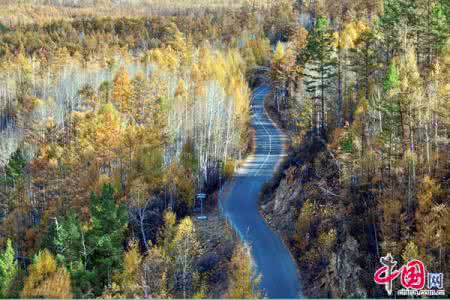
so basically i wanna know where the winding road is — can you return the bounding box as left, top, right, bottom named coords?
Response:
left=221, top=85, right=302, bottom=298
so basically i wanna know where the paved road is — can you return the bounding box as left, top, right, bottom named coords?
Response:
left=222, top=85, right=302, bottom=298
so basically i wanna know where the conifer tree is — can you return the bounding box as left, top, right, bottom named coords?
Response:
left=350, top=30, right=378, bottom=100
left=300, top=16, right=336, bottom=131
left=88, top=184, right=128, bottom=295
left=379, top=0, right=417, bottom=59
left=0, top=239, right=18, bottom=298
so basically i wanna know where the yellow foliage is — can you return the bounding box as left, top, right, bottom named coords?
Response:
left=175, top=79, right=188, bottom=97
left=174, top=217, right=195, bottom=243
left=164, top=210, right=176, bottom=228
left=273, top=42, right=285, bottom=63
left=224, top=245, right=261, bottom=299
left=168, top=30, right=193, bottom=65
left=223, top=159, right=236, bottom=179
left=129, top=177, right=149, bottom=207
left=354, top=97, right=368, bottom=116
left=402, top=241, right=419, bottom=263
left=242, top=38, right=271, bottom=66
left=336, top=21, right=369, bottom=49
left=21, top=249, right=72, bottom=298
left=97, top=174, right=112, bottom=188
left=74, top=103, right=124, bottom=164
left=112, top=66, right=133, bottom=114
left=164, top=161, right=195, bottom=207
left=317, top=228, right=337, bottom=257
left=290, top=26, right=309, bottom=53
left=144, top=48, right=178, bottom=71
left=112, top=241, right=142, bottom=298
left=416, top=176, right=441, bottom=216
left=158, top=210, right=177, bottom=254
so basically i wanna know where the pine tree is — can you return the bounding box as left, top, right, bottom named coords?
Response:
left=350, top=30, right=378, bottom=100
left=44, top=212, right=97, bottom=298
left=88, top=184, right=128, bottom=295
left=0, top=239, right=18, bottom=297
left=0, top=150, right=26, bottom=186
left=384, top=62, right=400, bottom=92
left=430, top=3, right=449, bottom=52
left=379, top=0, right=417, bottom=59
left=300, top=16, right=336, bottom=131
left=416, top=0, right=449, bottom=67
left=48, top=212, right=83, bottom=265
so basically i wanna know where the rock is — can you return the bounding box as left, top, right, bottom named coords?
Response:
left=259, top=138, right=368, bottom=298
left=324, top=235, right=367, bottom=298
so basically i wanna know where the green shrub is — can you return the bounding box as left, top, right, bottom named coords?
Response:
left=339, top=133, right=353, bottom=154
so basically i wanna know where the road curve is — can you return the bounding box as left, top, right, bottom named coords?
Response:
left=221, top=85, right=302, bottom=298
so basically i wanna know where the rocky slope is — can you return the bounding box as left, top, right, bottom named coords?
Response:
left=260, top=96, right=370, bottom=297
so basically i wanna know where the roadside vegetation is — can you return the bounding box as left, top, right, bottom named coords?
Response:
left=264, top=0, right=449, bottom=297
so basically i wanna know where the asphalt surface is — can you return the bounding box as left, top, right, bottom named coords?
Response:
left=222, top=85, right=302, bottom=298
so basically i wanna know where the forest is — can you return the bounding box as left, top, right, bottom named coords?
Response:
left=0, top=0, right=448, bottom=298
left=263, top=0, right=449, bottom=297
left=0, top=1, right=283, bottom=297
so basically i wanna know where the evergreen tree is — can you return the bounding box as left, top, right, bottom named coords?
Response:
left=384, top=62, right=400, bottom=92
left=88, top=183, right=128, bottom=295
left=0, top=150, right=26, bottom=186
left=300, top=16, right=336, bottom=131
left=48, top=212, right=83, bottom=265
left=416, top=0, right=449, bottom=67
left=45, top=212, right=96, bottom=298
left=0, top=239, right=18, bottom=297
left=430, top=3, right=449, bottom=52
left=350, top=30, right=379, bottom=100
left=379, top=0, right=417, bottom=59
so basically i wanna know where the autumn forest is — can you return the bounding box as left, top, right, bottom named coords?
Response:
left=0, top=0, right=448, bottom=298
